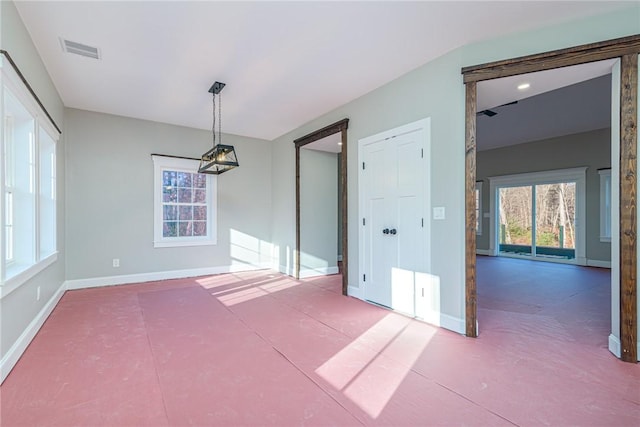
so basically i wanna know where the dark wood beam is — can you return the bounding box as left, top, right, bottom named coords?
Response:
left=294, top=119, right=349, bottom=148
left=619, top=53, right=638, bottom=362
left=462, top=34, right=640, bottom=83
left=465, top=81, right=478, bottom=338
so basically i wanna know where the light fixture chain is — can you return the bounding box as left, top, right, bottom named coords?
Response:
left=212, top=91, right=216, bottom=146
left=218, top=91, right=222, bottom=146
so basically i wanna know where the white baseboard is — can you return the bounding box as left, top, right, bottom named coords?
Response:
left=1, top=281, right=66, bottom=384
left=608, top=334, right=621, bottom=358
left=65, top=262, right=273, bottom=291
left=416, top=309, right=441, bottom=328
left=298, top=266, right=339, bottom=279
left=347, top=284, right=363, bottom=299
left=411, top=309, right=465, bottom=335
left=587, top=259, right=611, bottom=268
left=608, top=334, right=640, bottom=361
left=475, top=249, right=492, bottom=256
left=278, top=264, right=295, bottom=277
left=348, top=287, right=465, bottom=335
left=440, top=313, right=465, bottom=335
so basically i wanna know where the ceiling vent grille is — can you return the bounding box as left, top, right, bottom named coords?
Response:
left=60, top=38, right=101, bottom=60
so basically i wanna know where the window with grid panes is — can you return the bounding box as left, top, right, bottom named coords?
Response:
left=1, top=58, right=59, bottom=289
left=152, top=156, right=216, bottom=247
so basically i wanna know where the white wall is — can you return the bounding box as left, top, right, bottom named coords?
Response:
left=1, top=0, right=66, bottom=377
left=299, top=148, right=338, bottom=277
left=65, top=108, right=273, bottom=282
left=270, top=6, right=640, bottom=333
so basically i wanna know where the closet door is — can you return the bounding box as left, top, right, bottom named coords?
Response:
left=361, top=126, right=427, bottom=316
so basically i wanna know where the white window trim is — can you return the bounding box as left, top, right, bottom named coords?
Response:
left=152, top=155, right=217, bottom=248
left=599, top=169, right=612, bottom=243
left=487, top=167, right=587, bottom=265
left=475, top=181, right=482, bottom=235
left=0, top=56, right=59, bottom=293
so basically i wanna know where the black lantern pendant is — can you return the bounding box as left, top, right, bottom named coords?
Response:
left=198, top=81, right=239, bottom=175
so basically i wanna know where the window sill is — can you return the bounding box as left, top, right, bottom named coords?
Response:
left=153, top=239, right=217, bottom=248
left=1, top=252, right=58, bottom=299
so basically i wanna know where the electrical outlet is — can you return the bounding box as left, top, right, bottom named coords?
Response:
left=37, top=286, right=41, bottom=301
left=113, top=258, right=120, bottom=268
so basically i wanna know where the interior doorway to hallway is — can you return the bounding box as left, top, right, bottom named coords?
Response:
left=474, top=60, right=613, bottom=352
left=299, top=135, right=341, bottom=278
left=462, top=35, right=639, bottom=362
left=294, top=119, right=349, bottom=294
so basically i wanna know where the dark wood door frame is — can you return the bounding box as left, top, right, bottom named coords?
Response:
left=462, top=34, right=640, bottom=362
left=294, top=119, right=349, bottom=295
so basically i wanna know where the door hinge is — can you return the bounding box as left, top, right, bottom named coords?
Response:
left=363, top=218, right=366, bottom=226
left=362, top=162, right=366, bottom=170
left=421, top=148, right=424, bottom=158
left=363, top=274, right=366, bottom=282
left=421, top=218, right=424, bottom=227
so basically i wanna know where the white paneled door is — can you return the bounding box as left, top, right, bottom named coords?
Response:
left=359, top=119, right=429, bottom=317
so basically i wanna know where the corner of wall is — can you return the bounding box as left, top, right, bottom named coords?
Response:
left=0, top=281, right=66, bottom=384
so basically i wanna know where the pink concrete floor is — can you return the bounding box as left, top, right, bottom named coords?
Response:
left=1, top=258, right=639, bottom=426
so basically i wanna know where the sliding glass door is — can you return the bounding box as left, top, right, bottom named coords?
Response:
left=499, top=186, right=532, bottom=256
left=498, top=181, right=576, bottom=260
left=534, top=183, right=576, bottom=258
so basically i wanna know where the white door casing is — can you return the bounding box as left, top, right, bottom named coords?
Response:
left=358, top=118, right=431, bottom=317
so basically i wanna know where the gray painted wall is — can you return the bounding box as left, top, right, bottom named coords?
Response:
left=300, top=149, right=338, bottom=274
left=270, top=7, right=639, bottom=331
left=65, top=108, right=272, bottom=280
left=1, top=1, right=66, bottom=362
left=477, top=128, right=611, bottom=263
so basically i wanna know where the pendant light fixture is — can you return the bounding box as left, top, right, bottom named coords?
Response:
left=198, top=81, right=239, bottom=174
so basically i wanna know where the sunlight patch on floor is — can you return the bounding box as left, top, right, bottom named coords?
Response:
left=315, top=313, right=435, bottom=418
left=202, top=274, right=302, bottom=307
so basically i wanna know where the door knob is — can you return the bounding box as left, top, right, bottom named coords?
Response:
left=383, top=228, right=389, bottom=234
left=390, top=228, right=397, bottom=235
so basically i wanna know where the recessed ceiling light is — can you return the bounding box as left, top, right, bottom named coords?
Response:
left=517, top=83, right=530, bottom=91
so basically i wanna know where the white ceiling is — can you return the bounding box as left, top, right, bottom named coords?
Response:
left=14, top=1, right=632, bottom=141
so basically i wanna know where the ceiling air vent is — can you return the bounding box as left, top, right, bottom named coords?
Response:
left=60, top=38, right=101, bottom=60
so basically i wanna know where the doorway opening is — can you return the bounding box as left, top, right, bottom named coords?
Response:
left=294, top=119, right=349, bottom=295
left=462, top=35, right=639, bottom=362
left=475, top=62, right=612, bottom=353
